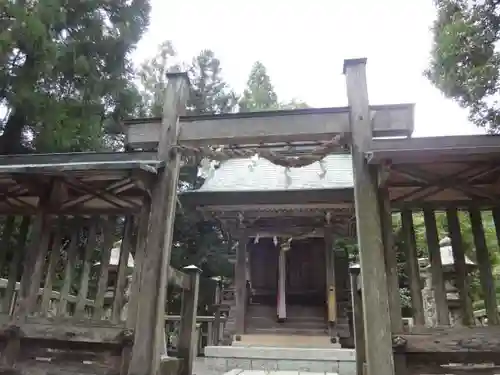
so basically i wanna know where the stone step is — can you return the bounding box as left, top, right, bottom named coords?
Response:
left=223, top=371, right=339, bottom=375
left=246, top=327, right=329, bottom=336
left=248, top=315, right=326, bottom=324
left=233, top=334, right=336, bottom=348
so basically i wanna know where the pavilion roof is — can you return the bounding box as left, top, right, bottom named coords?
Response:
left=196, top=153, right=353, bottom=193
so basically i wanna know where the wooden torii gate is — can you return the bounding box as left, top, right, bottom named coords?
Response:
left=123, top=58, right=413, bottom=375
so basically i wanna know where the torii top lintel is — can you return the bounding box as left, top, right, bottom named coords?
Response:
left=124, top=104, right=414, bottom=149
left=123, top=57, right=415, bottom=149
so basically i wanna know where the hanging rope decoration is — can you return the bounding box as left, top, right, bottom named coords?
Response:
left=173, top=132, right=348, bottom=168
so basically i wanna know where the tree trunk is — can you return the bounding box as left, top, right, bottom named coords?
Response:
left=0, top=110, right=27, bottom=154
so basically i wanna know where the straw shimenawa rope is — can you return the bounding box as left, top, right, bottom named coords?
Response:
left=173, top=133, right=347, bottom=168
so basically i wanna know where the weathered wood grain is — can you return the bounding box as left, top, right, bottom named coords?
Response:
left=177, top=266, right=201, bottom=375
left=401, top=210, right=425, bottom=326
left=93, top=216, right=116, bottom=319
left=57, top=222, right=80, bottom=317
left=423, top=208, right=450, bottom=325
left=1, top=216, right=29, bottom=314
left=446, top=208, right=474, bottom=325
left=470, top=207, right=498, bottom=325
left=40, top=225, right=63, bottom=315
left=344, top=58, right=395, bottom=375
left=0, top=321, right=129, bottom=344
left=75, top=222, right=98, bottom=319
left=128, top=73, right=189, bottom=375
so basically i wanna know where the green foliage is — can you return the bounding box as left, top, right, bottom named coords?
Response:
left=1, top=0, right=150, bottom=153
left=137, top=41, right=178, bottom=118
left=187, top=50, right=239, bottom=115
left=239, top=61, right=309, bottom=112
left=427, top=0, right=500, bottom=132
left=279, top=99, right=310, bottom=110
left=137, top=41, right=240, bottom=313
left=239, top=61, right=279, bottom=112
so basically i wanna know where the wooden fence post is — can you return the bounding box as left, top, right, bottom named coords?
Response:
left=178, top=265, right=202, bottom=375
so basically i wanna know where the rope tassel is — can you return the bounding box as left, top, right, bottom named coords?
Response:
left=173, top=133, right=348, bottom=168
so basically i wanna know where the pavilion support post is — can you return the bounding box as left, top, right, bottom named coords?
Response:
left=423, top=209, right=450, bottom=325
left=469, top=207, right=498, bottom=325
left=446, top=208, right=474, bottom=326
left=235, top=229, right=248, bottom=335
left=401, top=210, right=425, bottom=326
left=277, top=247, right=287, bottom=321
left=178, top=265, right=202, bottom=375
left=349, top=267, right=365, bottom=375
left=126, top=202, right=150, bottom=329
left=344, top=58, right=395, bottom=375
left=128, top=73, right=189, bottom=375
left=325, top=225, right=337, bottom=327
left=16, top=181, right=60, bottom=319
left=379, top=188, right=407, bottom=375
left=492, top=208, right=500, bottom=251
left=379, top=188, right=403, bottom=329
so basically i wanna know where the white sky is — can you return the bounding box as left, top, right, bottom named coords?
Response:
left=133, top=0, right=484, bottom=137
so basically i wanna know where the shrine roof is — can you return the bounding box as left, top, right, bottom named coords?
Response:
left=195, top=153, right=353, bottom=193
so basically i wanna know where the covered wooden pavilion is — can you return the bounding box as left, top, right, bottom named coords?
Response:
left=0, top=58, right=496, bottom=375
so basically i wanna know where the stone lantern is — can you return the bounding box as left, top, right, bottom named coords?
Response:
left=93, top=240, right=135, bottom=319
left=420, top=236, right=476, bottom=326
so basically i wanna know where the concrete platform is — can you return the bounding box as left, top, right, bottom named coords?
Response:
left=233, top=334, right=339, bottom=348
left=203, top=345, right=355, bottom=375
left=224, top=371, right=339, bottom=375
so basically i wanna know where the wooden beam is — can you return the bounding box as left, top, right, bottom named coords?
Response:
left=469, top=207, right=499, bottom=325
left=0, top=151, right=158, bottom=167
left=367, top=135, right=500, bottom=164
left=446, top=208, right=474, bottom=326
left=0, top=320, right=129, bottom=344
left=128, top=73, right=189, bottom=375
left=423, top=209, right=450, bottom=325
left=180, top=188, right=354, bottom=208
left=401, top=210, right=425, bottom=326
left=394, top=326, right=500, bottom=355
left=344, top=58, right=395, bottom=375
left=124, top=105, right=414, bottom=148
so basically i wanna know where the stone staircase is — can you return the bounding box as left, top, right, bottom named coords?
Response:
left=246, top=303, right=328, bottom=336
left=219, top=284, right=353, bottom=347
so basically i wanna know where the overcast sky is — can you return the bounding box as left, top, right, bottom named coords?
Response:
left=133, top=0, right=484, bottom=137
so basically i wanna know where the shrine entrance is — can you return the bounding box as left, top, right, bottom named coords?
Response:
left=248, top=238, right=326, bottom=307
left=285, top=238, right=326, bottom=306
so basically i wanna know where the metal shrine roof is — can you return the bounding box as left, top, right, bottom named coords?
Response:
left=196, top=153, right=354, bottom=192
